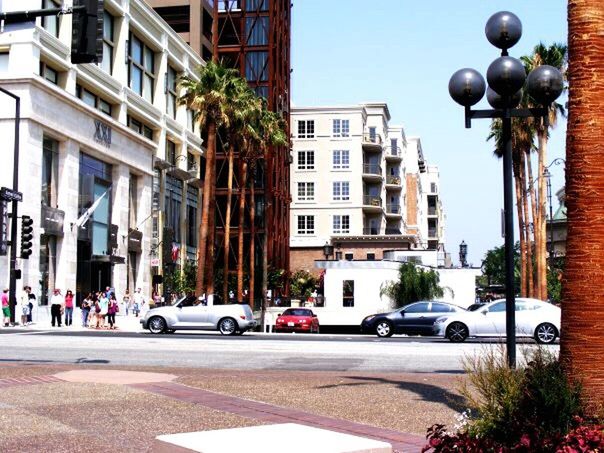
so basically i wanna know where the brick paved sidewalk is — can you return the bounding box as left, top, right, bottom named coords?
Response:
left=132, top=380, right=426, bottom=452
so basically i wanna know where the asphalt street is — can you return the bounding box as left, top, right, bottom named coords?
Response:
left=0, top=329, right=557, bottom=372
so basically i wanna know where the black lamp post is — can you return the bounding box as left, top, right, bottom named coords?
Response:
left=459, top=240, right=468, bottom=268
left=323, top=242, right=334, bottom=260
left=449, top=11, right=564, bottom=367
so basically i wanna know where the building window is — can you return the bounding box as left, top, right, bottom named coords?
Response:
left=41, top=0, right=60, bottom=37
left=431, top=182, right=438, bottom=193
left=166, top=140, right=177, bottom=165
left=333, top=215, right=350, bottom=234
left=332, top=119, right=349, bottom=137
left=247, top=0, right=268, bottom=10
left=343, top=280, right=354, bottom=307
left=345, top=253, right=353, bottom=261
left=186, top=186, right=198, bottom=248
left=297, top=150, right=315, bottom=170
left=187, top=152, right=197, bottom=175
left=127, top=116, right=153, bottom=140
left=297, top=215, right=314, bottom=235
left=128, top=33, right=155, bottom=102
left=297, top=182, right=314, bottom=201
left=332, top=150, right=350, bottom=169
left=154, top=5, right=191, bottom=33
left=297, top=120, right=315, bottom=139
left=245, top=16, right=268, bottom=46
left=367, top=253, right=375, bottom=260
left=245, top=51, right=268, bottom=82
left=41, top=137, right=59, bottom=207
left=101, top=10, right=114, bottom=74
left=333, top=181, right=350, bottom=201
left=165, top=175, right=183, bottom=243
left=187, top=109, right=196, bottom=133
left=76, top=85, right=112, bottom=117
left=39, top=62, right=58, bottom=85
left=167, top=65, right=178, bottom=118
left=390, top=138, right=398, bottom=153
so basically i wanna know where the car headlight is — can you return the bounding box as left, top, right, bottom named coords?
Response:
left=435, top=317, right=447, bottom=324
left=301, top=319, right=307, bottom=323
left=364, top=315, right=376, bottom=322
left=277, top=318, right=284, bottom=323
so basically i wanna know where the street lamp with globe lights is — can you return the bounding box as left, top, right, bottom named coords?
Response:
left=448, top=11, right=564, bottom=367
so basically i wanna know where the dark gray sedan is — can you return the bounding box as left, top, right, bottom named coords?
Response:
left=360, top=301, right=466, bottom=338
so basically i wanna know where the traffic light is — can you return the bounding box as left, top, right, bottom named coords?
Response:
left=20, top=215, right=33, bottom=259
left=71, top=0, right=104, bottom=64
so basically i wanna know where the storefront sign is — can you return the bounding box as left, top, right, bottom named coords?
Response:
left=128, top=229, right=143, bottom=253
left=94, top=120, right=111, bottom=147
left=41, top=205, right=65, bottom=236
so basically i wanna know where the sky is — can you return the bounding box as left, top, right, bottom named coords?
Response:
left=290, top=1, right=568, bottom=266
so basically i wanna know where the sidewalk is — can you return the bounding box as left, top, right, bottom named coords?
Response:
left=4, top=305, right=145, bottom=332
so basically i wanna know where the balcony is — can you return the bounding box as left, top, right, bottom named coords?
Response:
left=385, top=146, right=403, bottom=162
left=428, top=228, right=438, bottom=238
left=362, top=195, right=383, bottom=213
left=362, top=163, right=383, bottom=181
left=385, top=174, right=402, bottom=189
left=362, top=133, right=383, bottom=151
left=385, top=227, right=402, bottom=235
left=363, top=227, right=381, bottom=235
left=428, top=206, right=438, bottom=216
left=385, top=204, right=402, bottom=217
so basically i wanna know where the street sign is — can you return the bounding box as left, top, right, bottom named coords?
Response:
left=0, top=187, right=23, bottom=202
left=0, top=200, right=7, bottom=255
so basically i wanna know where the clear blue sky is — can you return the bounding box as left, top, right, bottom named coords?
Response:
left=291, top=1, right=568, bottom=266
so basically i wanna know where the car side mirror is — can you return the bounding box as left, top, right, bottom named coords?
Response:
left=400, top=311, right=405, bottom=317
left=277, top=313, right=282, bottom=317
left=481, top=310, right=488, bottom=315
left=312, top=314, right=317, bottom=318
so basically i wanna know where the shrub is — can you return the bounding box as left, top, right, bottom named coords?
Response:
left=289, top=270, right=316, bottom=300
left=423, top=347, right=595, bottom=452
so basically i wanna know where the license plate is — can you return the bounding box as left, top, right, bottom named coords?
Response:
left=288, top=322, right=294, bottom=327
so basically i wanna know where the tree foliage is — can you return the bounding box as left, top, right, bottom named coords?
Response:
left=289, top=270, right=317, bottom=300
left=165, top=261, right=197, bottom=297
left=380, top=263, right=445, bottom=309
left=480, top=243, right=520, bottom=292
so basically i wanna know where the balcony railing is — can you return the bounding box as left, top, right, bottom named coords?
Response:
left=428, top=206, right=437, bottom=216
left=386, top=204, right=401, bottom=214
left=386, top=175, right=401, bottom=185
left=363, top=227, right=380, bottom=235
left=385, top=227, right=402, bottom=235
left=363, top=195, right=382, bottom=207
left=363, top=163, right=382, bottom=175
left=428, top=228, right=438, bottom=238
left=386, top=146, right=402, bottom=157
left=362, top=133, right=383, bottom=145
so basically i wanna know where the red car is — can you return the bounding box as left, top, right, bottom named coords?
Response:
left=275, top=308, right=320, bottom=333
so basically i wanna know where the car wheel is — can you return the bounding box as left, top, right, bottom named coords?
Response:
left=148, top=316, right=166, bottom=334
left=534, top=323, right=558, bottom=344
left=447, top=322, right=469, bottom=343
left=375, top=320, right=393, bottom=338
left=218, top=317, right=237, bottom=336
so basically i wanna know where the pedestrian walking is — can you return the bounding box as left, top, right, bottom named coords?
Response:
left=81, top=293, right=92, bottom=327
left=2, top=288, right=10, bottom=327
left=107, top=295, right=119, bottom=329
left=122, top=290, right=131, bottom=316
left=97, top=292, right=108, bottom=328
left=20, top=287, right=30, bottom=327
left=27, top=287, right=35, bottom=324
left=50, top=288, right=64, bottom=327
left=64, top=290, right=74, bottom=326
left=133, top=288, right=144, bottom=317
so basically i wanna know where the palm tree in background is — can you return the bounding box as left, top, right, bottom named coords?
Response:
left=179, top=61, right=240, bottom=296
left=561, top=0, right=604, bottom=413
left=522, top=42, right=567, bottom=301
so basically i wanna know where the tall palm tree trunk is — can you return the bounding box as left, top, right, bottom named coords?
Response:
left=195, top=121, right=216, bottom=296
left=237, top=160, right=248, bottom=301
left=514, top=159, right=527, bottom=297
left=223, top=144, right=235, bottom=304
left=205, top=163, right=216, bottom=298
left=249, top=167, right=256, bottom=309
left=537, top=129, right=549, bottom=300
left=520, top=152, right=534, bottom=298
left=526, top=152, right=538, bottom=297
left=562, top=0, right=604, bottom=412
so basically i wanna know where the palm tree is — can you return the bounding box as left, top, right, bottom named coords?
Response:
left=522, top=43, right=567, bottom=301
left=221, top=80, right=257, bottom=304
left=561, top=0, right=604, bottom=413
left=179, top=61, right=240, bottom=296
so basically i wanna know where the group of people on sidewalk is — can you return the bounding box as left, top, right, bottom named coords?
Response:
left=2, top=286, right=36, bottom=327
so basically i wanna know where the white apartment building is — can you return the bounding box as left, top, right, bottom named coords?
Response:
left=0, top=0, right=205, bottom=304
left=290, top=103, right=446, bottom=273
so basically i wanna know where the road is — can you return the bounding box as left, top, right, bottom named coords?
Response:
left=0, top=329, right=557, bottom=372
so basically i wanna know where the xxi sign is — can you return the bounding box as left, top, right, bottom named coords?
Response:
left=94, top=119, right=112, bottom=147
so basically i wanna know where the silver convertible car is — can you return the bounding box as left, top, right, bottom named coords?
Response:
left=141, top=295, right=257, bottom=335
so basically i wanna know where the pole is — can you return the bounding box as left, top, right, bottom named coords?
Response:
left=502, top=111, right=516, bottom=368
left=547, top=173, right=554, bottom=273
left=0, top=87, right=20, bottom=325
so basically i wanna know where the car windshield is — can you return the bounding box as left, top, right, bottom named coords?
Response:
left=176, top=295, right=198, bottom=307
left=282, top=309, right=312, bottom=317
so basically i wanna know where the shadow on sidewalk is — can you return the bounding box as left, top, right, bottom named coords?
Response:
left=316, top=375, right=466, bottom=412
